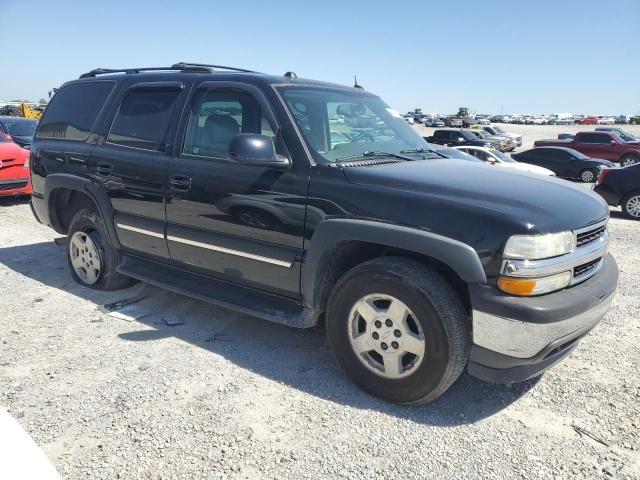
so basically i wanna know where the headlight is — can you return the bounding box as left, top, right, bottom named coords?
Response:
left=498, top=271, right=572, bottom=296
left=503, top=231, right=575, bottom=260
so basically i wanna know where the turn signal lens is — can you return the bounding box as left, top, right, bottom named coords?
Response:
left=498, top=271, right=572, bottom=296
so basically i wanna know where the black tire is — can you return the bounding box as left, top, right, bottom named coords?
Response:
left=325, top=257, right=470, bottom=404
left=66, top=208, right=134, bottom=290
left=579, top=169, right=596, bottom=183
left=621, top=154, right=640, bottom=167
left=621, top=191, right=640, bottom=220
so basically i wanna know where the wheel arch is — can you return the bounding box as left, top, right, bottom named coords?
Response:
left=302, top=219, right=487, bottom=314
left=44, top=174, right=121, bottom=249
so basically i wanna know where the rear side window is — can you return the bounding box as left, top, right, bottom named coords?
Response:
left=107, top=88, right=181, bottom=151
left=579, top=133, right=610, bottom=144
left=36, top=82, right=114, bottom=141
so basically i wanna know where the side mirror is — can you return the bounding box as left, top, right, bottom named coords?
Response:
left=458, top=137, right=464, bottom=142
left=610, top=140, right=617, bottom=145
left=228, top=134, right=290, bottom=171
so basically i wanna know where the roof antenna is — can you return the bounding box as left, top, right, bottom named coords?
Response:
left=354, top=75, right=363, bottom=89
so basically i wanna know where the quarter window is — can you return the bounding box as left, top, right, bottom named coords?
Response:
left=182, top=87, right=275, bottom=158
left=36, top=81, right=114, bottom=141
left=107, top=88, right=181, bottom=151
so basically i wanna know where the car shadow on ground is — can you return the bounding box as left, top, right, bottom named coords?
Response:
left=0, top=241, right=539, bottom=427
left=0, top=196, right=31, bottom=207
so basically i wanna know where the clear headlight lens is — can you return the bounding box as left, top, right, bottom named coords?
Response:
left=498, top=271, right=572, bottom=296
left=503, top=231, right=575, bottom=260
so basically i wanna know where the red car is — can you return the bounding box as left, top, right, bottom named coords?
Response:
left=576, top=116, right=598, bottom=125
left=534, top=131, right=640, bottom=166
left=0, top=135, right=31, bottom=197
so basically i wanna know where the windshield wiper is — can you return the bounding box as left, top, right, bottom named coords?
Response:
left=336, top=150, right=417, bottom=163
left=400, top=147, right=447, bottom=158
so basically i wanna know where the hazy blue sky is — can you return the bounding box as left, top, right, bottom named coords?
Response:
left=2, top=0, right=638, bottom=115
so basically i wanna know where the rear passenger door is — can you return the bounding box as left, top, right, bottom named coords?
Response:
left=91, top=81, right=189, bottom=260
left=164, top=81, right=308, bottom=298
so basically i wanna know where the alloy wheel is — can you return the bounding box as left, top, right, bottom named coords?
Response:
left=581, top=170, right=595, bottom=183
left=347, top=294, right=426, bottom=379
left=69, top=231, right=102, bottom=285
left=626, top=195, right=640, bottom=218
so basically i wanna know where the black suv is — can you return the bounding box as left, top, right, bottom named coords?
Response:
left=426, top=128, right=500, bottom=149
left=29, top=63, right=618, bottom=404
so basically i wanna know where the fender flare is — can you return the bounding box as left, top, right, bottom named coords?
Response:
left=301, top=219, right=487, bottom=309
left=43, top=174, right=121, bottom=249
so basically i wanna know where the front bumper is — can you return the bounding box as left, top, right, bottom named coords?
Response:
left=0, top=177, right=31, bottom=196
left=467, top=254, right=618, bottom=383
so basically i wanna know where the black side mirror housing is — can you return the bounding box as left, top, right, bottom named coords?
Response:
left=228, top=134, right=291, bottom=170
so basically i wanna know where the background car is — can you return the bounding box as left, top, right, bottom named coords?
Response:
left=595, top=164, right=640, bottom=219
left=471, top=125, right=520, bottom=150
left=512, top=147, right=615, bottom=183
left=598, top=117, right=615, bottom=125
left=453, top=146, right=555, bottom=176
left=595, top=127, right=639, bottom=142
left=576, top=116, right=598, bottom=125
left=0, top=117, right=38, bottom=149
left=0, top=134, right=31, bottom=197
left=426, top=128, right=500, bottom=149
left=468, top=129, right=509, bottom=151
left=431, top=145, right=483, bottom=162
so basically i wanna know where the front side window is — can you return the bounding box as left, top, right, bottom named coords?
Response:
left=182, top=87, right=275, bottom=158
left=278, top=87, right=427, bottom=162
left=107, top=88, right=181, bottom=151
left=36, top=81, right=114, bottom=141
left=579, top=133, right=610, bottom=144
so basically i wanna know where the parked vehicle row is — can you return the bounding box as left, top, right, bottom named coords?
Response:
left=426, top=128, right=502, bottom=150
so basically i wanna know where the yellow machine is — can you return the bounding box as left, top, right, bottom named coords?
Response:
left=21, top=103, right=43, bottom=120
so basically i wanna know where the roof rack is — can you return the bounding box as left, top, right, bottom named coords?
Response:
left=79, top=62, right=261, bottom=79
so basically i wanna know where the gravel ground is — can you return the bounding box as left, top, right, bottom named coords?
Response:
left=1, top=125, right=639, bottom=479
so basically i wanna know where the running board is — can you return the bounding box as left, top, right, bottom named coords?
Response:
left=117, top=255, right=320, bottom=328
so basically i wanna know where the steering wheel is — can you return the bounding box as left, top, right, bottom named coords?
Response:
left=350, top=132, right=375, bottom=143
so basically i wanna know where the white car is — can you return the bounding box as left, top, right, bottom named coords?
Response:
left=453, top=146, right=555, bottom=176
left=598, top=117, right=615, bottom=125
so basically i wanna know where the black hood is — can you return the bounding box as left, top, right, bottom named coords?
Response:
left=342, top=159, right=608, bottom=235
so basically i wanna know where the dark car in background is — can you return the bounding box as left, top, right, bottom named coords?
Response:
left=426, top=128, right=500, bottom=149
left=0, top=117, right=38, bottom=149
left=595, top=164, right=640, bottom=220
left=513, top=147, right=615, bottom=183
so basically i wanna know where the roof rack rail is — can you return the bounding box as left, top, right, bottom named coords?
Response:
left=79, top=62, right=261, bottom=79
left=171, top=62, right=261, bottom=74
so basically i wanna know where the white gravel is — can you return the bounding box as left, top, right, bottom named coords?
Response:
left=1, top=125, right=639, bottom=479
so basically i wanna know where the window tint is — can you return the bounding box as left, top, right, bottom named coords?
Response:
left=107, top=88, right=181, bottom=151
left=183, top=88, right=275, bottom=158
left=579, top=133, right=610, bottom=144
left=36, top=82, right=114, bottom=140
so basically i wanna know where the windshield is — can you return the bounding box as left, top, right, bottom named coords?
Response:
left=490, top=150, right=517, bottom=163
left=278, top=87, right=429, bottom=162
left=493, top=126, right=506, bottom=134
left=3, top=118, right=37, bottom=137
left=474, top=130, right=490, bottom=138
left=614, top=130, right=637, bottom=141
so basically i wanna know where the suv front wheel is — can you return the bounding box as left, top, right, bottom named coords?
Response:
left=326, top=257, right=470, bottom=404
left=66, top=208, right=134, bottom=290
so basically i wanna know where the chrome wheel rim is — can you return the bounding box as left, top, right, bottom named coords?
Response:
left=347, top=294, right=426, bottom=379
left=69, top=231, right=102, bottom=285
left=623, top=157, right=640, bottom=167
left=626, top=195, right=640, bottom=218
left=581, top=170, right=594, bottom=183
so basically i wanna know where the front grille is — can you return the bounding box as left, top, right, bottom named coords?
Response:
left=574, top=257, right=602, bottom=277
left=576, top=225, right=606, bottom=247
left=0, top=181, right=28, bottom=191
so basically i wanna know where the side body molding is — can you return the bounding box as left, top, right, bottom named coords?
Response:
left=302, top=219, right=487, bottom=309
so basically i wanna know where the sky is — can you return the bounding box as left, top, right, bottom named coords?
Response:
left=1, top=0, right=639, bottom=115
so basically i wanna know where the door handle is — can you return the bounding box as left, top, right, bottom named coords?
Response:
left=169, top=175, right=191, bottom=191
left=96, top=163, right=113, bottom=176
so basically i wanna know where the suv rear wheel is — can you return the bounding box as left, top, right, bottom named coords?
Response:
left=67, top=208, right=134, bottom=290
left=621, top=154, right=640, bottom=167
left=326, top=257, right=470, bottom=404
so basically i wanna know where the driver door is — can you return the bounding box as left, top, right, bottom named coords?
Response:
left=164, top=81, right=309, bottom=298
